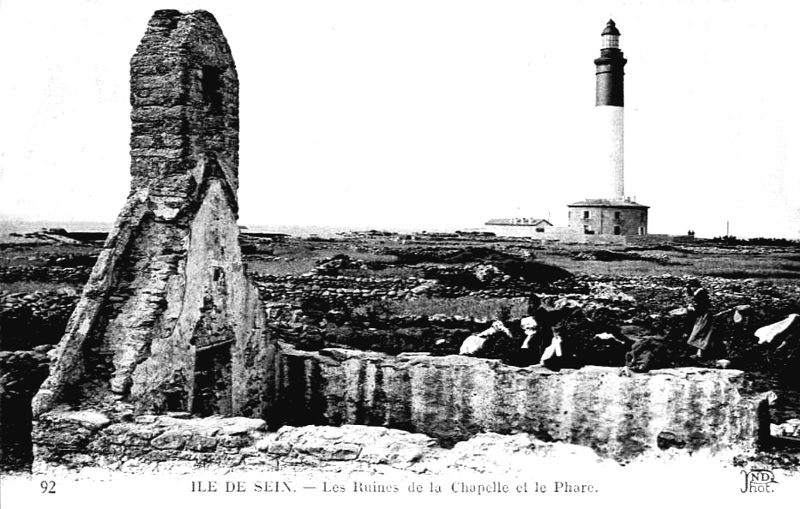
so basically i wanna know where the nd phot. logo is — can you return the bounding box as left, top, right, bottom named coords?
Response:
left=740, top=469, right=777, bottom=493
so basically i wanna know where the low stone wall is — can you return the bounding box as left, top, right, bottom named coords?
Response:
left=272, top=344, right=769, bottom=462
left=0, top=266, right=91, bottom=284
left=254, top=271, right=538, bottom=304
left=33, top=411, right=270, bottom=473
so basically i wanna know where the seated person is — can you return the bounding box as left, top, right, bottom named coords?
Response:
left=539, top=324, right=578, bottom=371
left=625, top=336, right=668, bottom=373
left=459, top=320, right=513, bottom=356
left=508, top=295, right=555, bottom=367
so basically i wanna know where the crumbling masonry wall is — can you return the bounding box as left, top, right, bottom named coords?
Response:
left=273, top=344, right=769, bottom=462
left=32, top=10, right=275, bottom=420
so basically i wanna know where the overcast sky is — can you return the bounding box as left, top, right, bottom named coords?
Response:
left=0, top=0, right=798, bottom=239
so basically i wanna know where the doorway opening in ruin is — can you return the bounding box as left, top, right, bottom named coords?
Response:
left=0, top=391, right=33, bottom=471
left=192, top=342, right=233, bottom=416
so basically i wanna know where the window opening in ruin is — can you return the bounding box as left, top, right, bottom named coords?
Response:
left=583, top=211, right=590, bottom=219
left=201, top=65, right=223, bottom=114
left=614, top=225, right=621, bottom=235
left=615, top=211, right=621, bottom=220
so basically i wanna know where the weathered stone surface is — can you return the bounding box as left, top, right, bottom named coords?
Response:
left=32, top=420, right=621, bottom=476
left=151, top=430, right=190, bottom=450
left=272, top=343, right=769, bottom=462
left=256, top=424, right=437, bottom=466
left=32, top=411, right=270, bottom=471
left=50, top=410, right=111, bottom=430
left=31, top=10, right=274, bottom=420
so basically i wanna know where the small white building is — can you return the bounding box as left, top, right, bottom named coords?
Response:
left=483, top=218, right=553, bottom=237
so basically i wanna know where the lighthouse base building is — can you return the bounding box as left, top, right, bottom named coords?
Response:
left=567, top=198, right=648, bottom=235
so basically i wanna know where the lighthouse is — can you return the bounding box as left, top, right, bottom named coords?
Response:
left=594, top=19, right=626, bottom=200
left=567, top=20, right=649, bottom=236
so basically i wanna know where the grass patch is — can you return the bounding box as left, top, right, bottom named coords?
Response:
left=245, top=256, right=318, bottom=276
left=537, top=258, right=686, bottom=276
left=533, top=245, right=800, bottom=280
left=699, top=269, right=800, bottom=280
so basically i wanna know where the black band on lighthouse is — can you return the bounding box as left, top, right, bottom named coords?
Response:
left=595, top=53, right=626, bottom=107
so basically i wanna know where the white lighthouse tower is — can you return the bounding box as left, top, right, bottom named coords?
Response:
left=594, top=19, right=626, bottom=200
left=568, top=20, right=649, bottom=236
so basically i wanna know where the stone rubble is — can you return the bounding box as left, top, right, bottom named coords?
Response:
left=32, top=410, right=626, bottom=476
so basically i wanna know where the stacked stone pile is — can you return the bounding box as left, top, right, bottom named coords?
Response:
left=252, top=271, right=546, bottom=305
left=420, top=263, right=539, bottom=294
left=0, top=266, right=91, bottom=284
left=309, top=254, right=369, bottom=275
left=0, top=289, right=79, bottom=350
left=41, top=253, right=98, bottom=268
left=0, top=345, right=53, bottom=399
left=1, top=251, right=98, bottom=265
left=253, top=273, right=424, bottom=303
left=0, top=250, right=97, bottom=283
left=265, top=302, right=495, bottom=330
left=572, top=250, right=673, bottom=264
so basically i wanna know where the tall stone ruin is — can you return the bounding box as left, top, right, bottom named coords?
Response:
left=32, top=10, right=275, bottom=419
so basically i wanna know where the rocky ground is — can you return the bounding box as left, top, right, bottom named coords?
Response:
left=2, top=232, right=800, bottom=472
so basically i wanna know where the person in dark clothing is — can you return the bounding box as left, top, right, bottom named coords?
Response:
left=540, top=323, right=579, bottom=371
left=625, top=336, right=668, bottom=373
left=517, top=294, right=555, bottom=366
left=685, top=279, right=726, bottom=361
